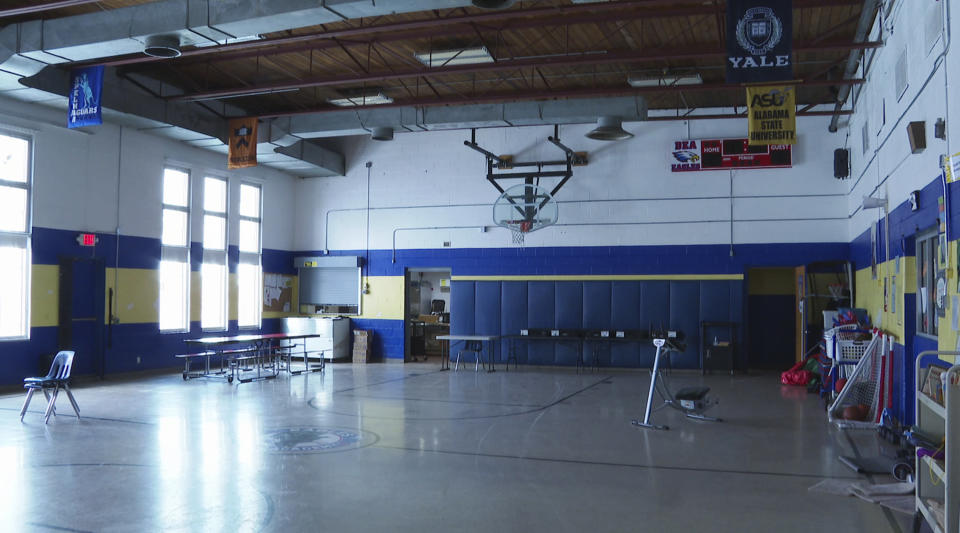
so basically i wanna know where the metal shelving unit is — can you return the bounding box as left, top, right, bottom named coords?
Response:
left=914, top=351, right=959, bottom=533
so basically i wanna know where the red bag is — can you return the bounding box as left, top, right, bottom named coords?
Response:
left=781, top=361, right=813, bottom=386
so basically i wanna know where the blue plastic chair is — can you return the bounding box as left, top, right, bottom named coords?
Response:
left=20, top=351, right=80, bottom=424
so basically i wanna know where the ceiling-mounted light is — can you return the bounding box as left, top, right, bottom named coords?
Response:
left=471, top=0, right=516, bottom=8
left=862, top=195, right=887, bottom=210
left=144, top=34, right=181, bottom=58
left=585, top=116, right=633, bottom=141
left=328, top=89, right=393, bottom=107
left=371, top=127, right=394, bottom=141
left=414, top=46, right=494, bottom=67
left=628, top=73, right=703, bottom=88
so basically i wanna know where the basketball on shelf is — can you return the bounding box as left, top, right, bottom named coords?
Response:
left=491, top=183, right=559, bottom=247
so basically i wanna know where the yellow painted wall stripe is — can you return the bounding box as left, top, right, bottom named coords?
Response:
left=452, top=274, right=744, bottom=281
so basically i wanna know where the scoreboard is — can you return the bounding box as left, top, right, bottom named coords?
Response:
left=671, top=139, right=792, bottom=172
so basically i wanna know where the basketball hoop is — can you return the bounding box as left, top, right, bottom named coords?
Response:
left=492, top=184, right=559, bottom=247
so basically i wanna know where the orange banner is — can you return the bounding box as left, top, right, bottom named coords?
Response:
left=228, top=117, right=257, bottom=169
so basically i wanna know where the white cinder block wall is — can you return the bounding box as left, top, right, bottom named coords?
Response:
left=0, top=97, right=297, bottom=252
left=845, top=0, right=954, bottom=241
left=294, top=116, right=848, bottom=253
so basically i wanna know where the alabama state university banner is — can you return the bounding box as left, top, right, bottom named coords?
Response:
left=726, top=0, right=793, bottom=83
left=228, top=117, right=257, bottom=169
left=746, top=85, right=795, bottom=145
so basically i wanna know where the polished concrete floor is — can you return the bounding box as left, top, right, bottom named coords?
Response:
left=1, top=363, right=910, bottom=533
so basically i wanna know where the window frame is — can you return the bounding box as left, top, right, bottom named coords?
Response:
left=201, top=175, right=229, bottom=332
left=237, top=181, right=262, bottom=330
left=0, top=129, right=33, bottom=341
left=916, top=227, right=939, bottom=338
left=159, top=166, right=191, bottom=333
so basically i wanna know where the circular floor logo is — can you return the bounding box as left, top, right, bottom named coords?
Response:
left=265, top=426, right=370, bottom=454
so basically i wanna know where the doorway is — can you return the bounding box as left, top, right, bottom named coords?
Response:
left=746, top=267, right=796, bottom=371
left=58, top=257, right=106, bottom=378
left=404, top=268, right=451, bottom=362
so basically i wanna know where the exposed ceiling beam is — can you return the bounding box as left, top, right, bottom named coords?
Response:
left=0, top=0, right=102, bottom=19
left=169, top=41, right=881, bottom=102
left=259, top=79, right=863, bottom=119
left=93, top=0, right=865, bottom=69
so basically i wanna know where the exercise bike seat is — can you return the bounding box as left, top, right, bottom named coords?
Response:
left=675, top=386, right=710, bottom=401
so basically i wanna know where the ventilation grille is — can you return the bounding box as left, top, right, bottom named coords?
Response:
left=895, top=47, right=908, bottom=100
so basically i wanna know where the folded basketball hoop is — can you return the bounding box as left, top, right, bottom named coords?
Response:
left=492, top=183, right=559, bottom=247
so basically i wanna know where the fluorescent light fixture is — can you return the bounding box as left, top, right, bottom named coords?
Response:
left=415, top=46, right=494, bottom=67
left=627, top=73, right=703, bottom=88
left=327, top=90, right=393, bottom=107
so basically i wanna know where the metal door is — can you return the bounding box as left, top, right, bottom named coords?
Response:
left=58, top=257, right=106, bottom=378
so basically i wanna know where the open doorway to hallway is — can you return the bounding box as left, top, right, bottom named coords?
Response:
left=747, top=267, right=797, bottom=371
left=404, top=268, right=451, bottom=363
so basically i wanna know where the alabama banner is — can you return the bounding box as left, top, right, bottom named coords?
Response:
left=68, top=65, right=104, bottom=128
left=228, top=117, right=258, bottom=169
left=726, top=0, right=793, bottom=83
left=747, top=85, right=795, bottom=145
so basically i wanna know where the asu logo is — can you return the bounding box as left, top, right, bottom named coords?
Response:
left=750, top=87, right=792, bottom=107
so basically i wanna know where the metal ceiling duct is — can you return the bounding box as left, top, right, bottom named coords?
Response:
left=471, top=0, right=516, bottom=8
left=585, top=116, right=633, bottom=141
left=371, top=127, right=394, bottom=141
left=143, top=35, right=181, bottom=58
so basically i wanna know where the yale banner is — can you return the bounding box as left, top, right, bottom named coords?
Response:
left=228, top=117, right=257, bottom=169
left=68, top=65, right=104, bottom=128
left=726, top=0, right=793, bottom=83
left=747, top=85, right=795, bottom=145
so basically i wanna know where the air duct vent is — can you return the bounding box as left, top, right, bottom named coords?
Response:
left=144, top=35, right=181, bottom=58
left=371, top=127, right=394, bottom=141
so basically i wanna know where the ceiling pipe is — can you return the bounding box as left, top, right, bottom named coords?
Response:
left=828, top=0, right=882, bottom=132
left=259, top=78, right=863, bottom=118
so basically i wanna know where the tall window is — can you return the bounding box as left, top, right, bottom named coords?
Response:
left=0, top=133, right=31, bottom=339
left=201, top=176, right=228, bottom=330
left=916, top=229, right=939, bottom=336
left=237, top=183, right=262, bottom=328
left=159, top=167, right=190, bottom=332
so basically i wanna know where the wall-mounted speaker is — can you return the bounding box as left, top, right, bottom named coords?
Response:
left=907, top=121, right=926, bottom=153
left=834, top=148, right=850, bottom=179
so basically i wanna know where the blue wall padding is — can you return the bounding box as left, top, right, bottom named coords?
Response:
left=582, top=281, right=612, bottom=328
left=450, top=281, right=476, bottom=356
left=669, top=281, right=701, bottom=368
left=501, top=281, right=528, bottom=364
left=527, top=282, right=556, bottom=364
left=474, top=281, right=501, bottom=335
left=451, top=279, right=745, bottom=369
left=640, top=281, right=670, bottom=330
left=611, top=281, right=643, bottom=329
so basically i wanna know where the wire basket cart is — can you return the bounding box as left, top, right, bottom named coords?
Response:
left=824, top=325, right=874, bottom=395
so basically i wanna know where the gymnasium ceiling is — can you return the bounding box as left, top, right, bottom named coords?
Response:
left=0, top=0, right=880, bottom=176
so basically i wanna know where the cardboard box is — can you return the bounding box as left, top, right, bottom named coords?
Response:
left=418, top=314, right=439, bottom=323
left=352, top=330, right=372, bottom=363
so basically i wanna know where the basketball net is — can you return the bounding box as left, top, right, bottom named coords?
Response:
left=511, top=220, right=531, bottom=248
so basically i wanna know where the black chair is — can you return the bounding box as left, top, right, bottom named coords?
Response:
left=20, top=351, right=80, bottom=424
left=430, top=299, right=445, bottom=314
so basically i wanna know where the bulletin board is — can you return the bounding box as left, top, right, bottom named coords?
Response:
left=264, top=273, right=295, bottom=313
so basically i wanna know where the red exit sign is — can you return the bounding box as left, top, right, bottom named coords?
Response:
left=76, top=233, right=97, bottom=246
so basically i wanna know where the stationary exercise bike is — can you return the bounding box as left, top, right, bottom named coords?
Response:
left=632, top=330, right=721, bottom=430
